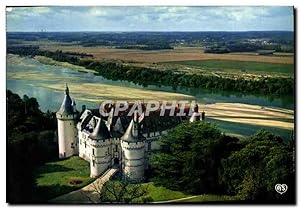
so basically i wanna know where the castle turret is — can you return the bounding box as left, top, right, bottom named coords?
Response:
left=89, top=117, right=112, bottom=178
left=56, top=84, right=79, bottom=158
left=121, top=111, right=145, bottom=182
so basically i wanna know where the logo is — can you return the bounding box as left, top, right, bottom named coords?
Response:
left=275, top=184, right=288, bottom=194
left=98, top=100, right=201, bottom=117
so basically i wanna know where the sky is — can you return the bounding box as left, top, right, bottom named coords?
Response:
left=6, top=6, right=294, bottom=32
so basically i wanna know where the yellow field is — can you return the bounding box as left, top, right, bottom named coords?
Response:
left=41, top=45, right=294, bottom=64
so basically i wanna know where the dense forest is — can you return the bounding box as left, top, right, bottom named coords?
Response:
left=151, top=121, right=295, bottom=203
left=7, top=90, right=57, bottom=203
left=7, top=46, right=294, bottom=96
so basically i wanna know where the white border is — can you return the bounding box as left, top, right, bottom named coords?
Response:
left=0, top=0, right=298, bottom=208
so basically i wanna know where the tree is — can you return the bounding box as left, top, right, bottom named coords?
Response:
left=7, top=90, right=58, bottom=203
left=151, top=121, right=241, bottom=194
left=89, top=173, right=151, bottom=203
left=220, top=130, right=295, bottom=203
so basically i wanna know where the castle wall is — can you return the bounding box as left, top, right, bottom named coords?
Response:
left=78, top=131, right=90, bottom=161
left=85, top=138, right=120, bottom=178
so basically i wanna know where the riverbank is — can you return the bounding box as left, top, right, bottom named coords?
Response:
left=34, top=55, right=97, bottom=73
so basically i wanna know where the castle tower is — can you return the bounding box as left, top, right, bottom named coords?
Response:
left=121, top=111, right=145, bottom=182
left=56, top=84, right=79, bottom=159
left=89, top=117, right=112, bottom=178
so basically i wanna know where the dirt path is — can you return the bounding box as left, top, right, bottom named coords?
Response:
left=49, top=167, right=119, bottom=204
left=152, top=196, right=198, bottom=203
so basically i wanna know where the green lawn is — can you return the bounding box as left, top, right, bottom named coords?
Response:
left=141, top=183, right=237, bottom=203
left=32, top=156, right=94, bottom=202
left=167, top=60, right=294, bottom=76
left=176, top=194, right=238, bottom=202
left=105, top=181, right=237, bottom=203
left=140, top=182, right=188, bottom=202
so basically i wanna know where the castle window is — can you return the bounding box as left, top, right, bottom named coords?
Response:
left=93, top=149, right=95, bottom=155
left=115, top=145, right=118, bottom=152
left=92, top=160, right=95, bottom=167
left=84, top=142, right=86, bottom=148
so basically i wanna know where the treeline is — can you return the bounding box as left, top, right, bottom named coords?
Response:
left=7, top=45, right=40, bottom=56
left=7, top=46, right=294, bottom=96
left=91, top=62, right=293, bottom=96
left=204, top=46, right=230, bottom=54
left=7, top=31, right=294, bottom=47
left=64, top=51, right=93, bottom=58
left=151, top=121, right=295, bottom=203
left=7, top=31, right=294, bottom=52
left=115, top=44, right=173, bottom=50
left=7, top=46, right=92, bottom=60
left=7, top=90, right=58, bottom=203
left=205, top=42, right=294, bottom=54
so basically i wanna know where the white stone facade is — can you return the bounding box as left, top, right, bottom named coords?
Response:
left=57, top=114, right=78, bottom=158
left=75, top=112, right=163, bottom=180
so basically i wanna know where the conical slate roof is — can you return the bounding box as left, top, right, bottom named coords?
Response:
left=121, top=111, right=143, bottom=142
left=57, top=85, right=75, bottom=115
left=89, top=117, right=111, bottom=140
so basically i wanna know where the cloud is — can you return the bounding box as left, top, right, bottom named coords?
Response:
left=89, top=7, right=108, bottom=16
left=7, top=7, right=50, bottom=18
left=6, top=6, right=294, bottom=32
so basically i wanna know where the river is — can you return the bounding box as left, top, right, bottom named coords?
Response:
left=7, top=54, right=293, bottom=112
left=6, top=54, right=294, bottom=140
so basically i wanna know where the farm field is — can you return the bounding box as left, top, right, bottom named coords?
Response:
left=38, top=43, right=294, bottom=64
left=164, top=60, right=294, bottom=76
